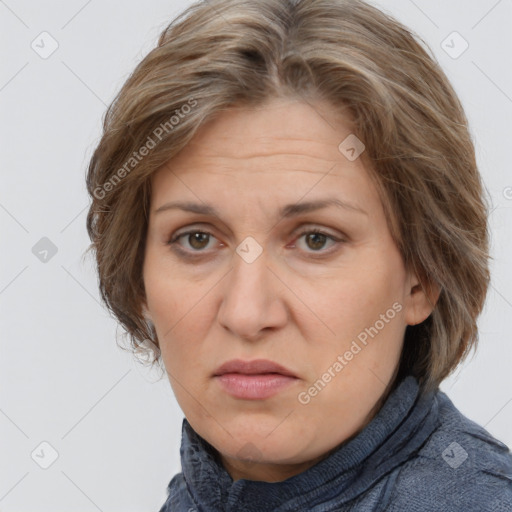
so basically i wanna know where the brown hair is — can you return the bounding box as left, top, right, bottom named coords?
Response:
left=86, top=0, right=490, bottom=395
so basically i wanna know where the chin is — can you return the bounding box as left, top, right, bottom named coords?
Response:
left=203, top=420, right=318, bottom=466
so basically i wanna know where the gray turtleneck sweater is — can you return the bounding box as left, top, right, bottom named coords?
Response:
left=158, top=375, right=512, bottom=511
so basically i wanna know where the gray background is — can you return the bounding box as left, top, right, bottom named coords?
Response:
left=1, top=0, right=511, bottom=510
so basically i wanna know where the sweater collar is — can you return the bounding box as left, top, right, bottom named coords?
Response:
left=178, top=375, right=439, bottom=511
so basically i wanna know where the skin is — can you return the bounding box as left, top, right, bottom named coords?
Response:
left=142, top=96, right=438, bottom=483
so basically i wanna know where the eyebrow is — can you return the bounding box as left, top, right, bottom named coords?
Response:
left=154, top=197, right=368, bottom=218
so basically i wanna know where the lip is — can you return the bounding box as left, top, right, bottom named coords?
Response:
left=213, top=359, right=299, bottom=400
left=213, top=358, right=297, bottom=378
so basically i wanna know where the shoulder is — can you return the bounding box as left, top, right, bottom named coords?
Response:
left=157, top=473, right=195, bottom=512
left=387, top=389, right=512, bottom=511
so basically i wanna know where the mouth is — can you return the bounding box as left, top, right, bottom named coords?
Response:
left=213, top=359, right=299, bottom=400
left=213, top=358, right=297, bottom=378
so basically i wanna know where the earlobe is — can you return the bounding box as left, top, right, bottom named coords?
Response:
left=142, top=303, right=153, bottom=322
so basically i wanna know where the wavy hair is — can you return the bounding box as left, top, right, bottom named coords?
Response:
left=86, top=0, right=490, bottom=395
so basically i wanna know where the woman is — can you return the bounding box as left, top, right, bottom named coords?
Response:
left=85, top=0, right=512, bottom=510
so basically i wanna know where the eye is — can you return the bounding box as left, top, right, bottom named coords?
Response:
left=167, top=226, right=345, bottom=258
left=168, top=229, right=218, bottom=253
left=292, top=228, right=343, bottom=254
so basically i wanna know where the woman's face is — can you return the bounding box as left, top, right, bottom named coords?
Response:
left=143, top=96, right=434, bottom=482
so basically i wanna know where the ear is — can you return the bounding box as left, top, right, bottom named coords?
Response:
left=141, top=302, right=153, bottom=322
left=404, top=271, right=441, bottom=326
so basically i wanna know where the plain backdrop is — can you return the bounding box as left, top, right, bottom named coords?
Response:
left=1, top=0, right=511, bottom=510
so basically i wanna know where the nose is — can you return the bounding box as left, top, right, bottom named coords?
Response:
left=217, top=243, right=288, bottom=342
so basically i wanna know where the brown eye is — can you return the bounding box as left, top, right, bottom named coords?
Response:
left=168, top=230, right=216, bottom=252
left=294, top=229, right=341, bottom=254
left=304, top=232, right=329, bottom=251
left=293, top=229, right=345, bottom=258
left=187, top=232, right=211, bottom=250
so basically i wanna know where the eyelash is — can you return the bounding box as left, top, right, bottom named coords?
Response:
left=167, top=227, right=345, bottom=258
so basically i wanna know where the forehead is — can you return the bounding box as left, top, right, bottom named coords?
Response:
left=171, top=97, right=355, bottom=162
left=150, top=97, right=382, bottom=218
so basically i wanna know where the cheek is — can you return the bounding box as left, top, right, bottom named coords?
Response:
left=302, top=251, right=407, bottom=377
left=145, top=278, right=177, bottom=329
left=344, top=246, right=406, bottom=310
left=144, top=265, right=212, bottom=358
left=144, top=250, right=193, bottom=326
left=321, top=268, right=404, bottom=333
